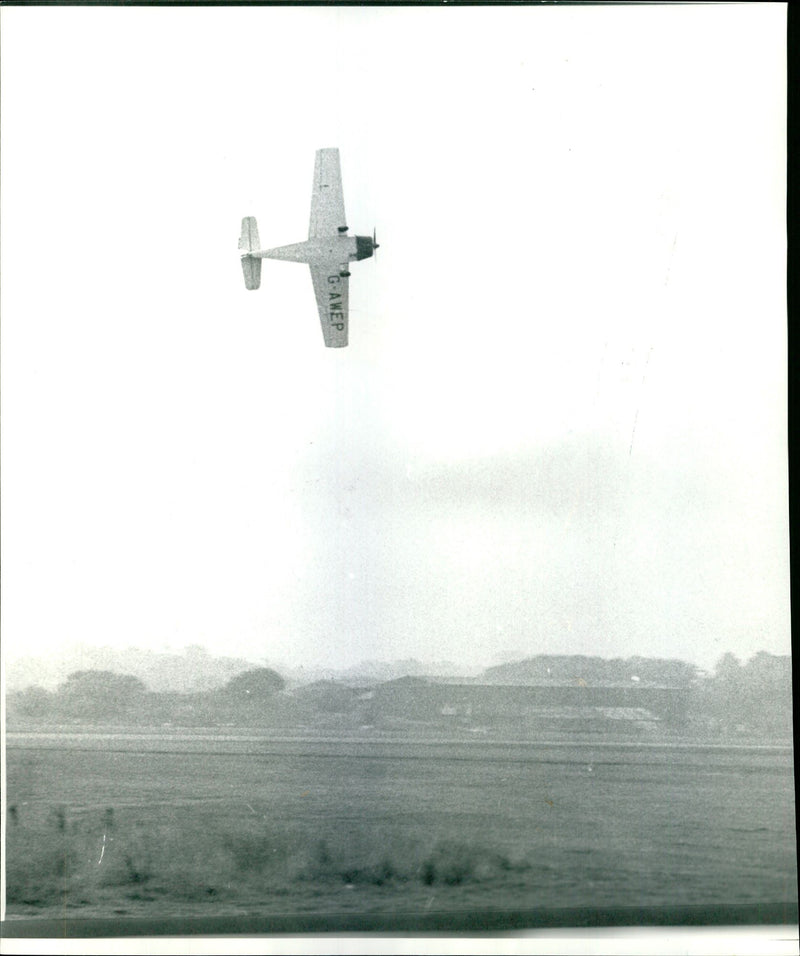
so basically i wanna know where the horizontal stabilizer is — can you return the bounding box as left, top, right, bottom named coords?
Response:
left=239, top=216, right=260, bottom=253
left=241, top=255, right=261, bottom=291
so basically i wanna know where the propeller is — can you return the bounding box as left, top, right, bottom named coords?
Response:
left=373, top=227, right=380, bottom=260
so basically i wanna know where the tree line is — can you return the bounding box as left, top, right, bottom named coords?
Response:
left=5, top=653, right=792, bottom=740
left=7, top=667, right=287, bottom=726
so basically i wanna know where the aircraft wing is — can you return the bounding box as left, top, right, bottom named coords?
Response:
left=308, top=148, right=347, bottom=238
left=309, top=263, right=349, bottom=348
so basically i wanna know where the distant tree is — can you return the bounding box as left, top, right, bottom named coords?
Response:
left=482, top=655, right=699, bottom=687
left=701, top=652, right=792, bottom=738
left=738, top=653, right=792, bottom=734
left=60, top=669, right=148, bottom=696
left=745, top=651, right=791, bottom=685
left=626, top=657, right=699, bottom=687
left=56, top=670, right=148, bottom=720
left=7, top=686, right=54, bottom=721
left=714, top=652, right=743, bottom=682
left=220, top=667, right=285, bottom=701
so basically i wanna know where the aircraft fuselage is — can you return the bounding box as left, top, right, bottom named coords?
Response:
left=253, top=235, right=375, bottom=264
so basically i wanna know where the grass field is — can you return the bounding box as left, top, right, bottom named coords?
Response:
left=4, top=735, right=796, bottom=925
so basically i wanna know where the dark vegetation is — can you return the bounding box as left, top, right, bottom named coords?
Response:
left=482, top=655, right=699, bottom=686
left=5, top=804, right=533, bottom=910
left=694, top=651, right=793, bottom=737
left=4, top=643, right=258, bottom=694
left=5, top=652, right=792, bottom=741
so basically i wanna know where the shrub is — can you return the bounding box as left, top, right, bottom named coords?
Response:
left=5, top=806, right=533, bottom=910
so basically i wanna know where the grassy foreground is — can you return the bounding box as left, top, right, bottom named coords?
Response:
left=6, top=803, right=534, bottom=912
left=6, top=738, right=795, bottom=922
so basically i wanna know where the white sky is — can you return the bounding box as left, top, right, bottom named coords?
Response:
left=0, top=5, right=788, bottom=674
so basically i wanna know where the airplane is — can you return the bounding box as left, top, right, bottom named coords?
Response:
left=239, top=148, right=378, bottom=348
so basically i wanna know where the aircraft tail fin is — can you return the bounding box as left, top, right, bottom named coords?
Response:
left=239, top=217, right=261, bottom=290
left=241, top=255, right=261, bottom=291
left=239, top=216, right=260, bottom=253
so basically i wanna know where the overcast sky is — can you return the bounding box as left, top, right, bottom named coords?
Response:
left=1, top=5, right=788, bottom=674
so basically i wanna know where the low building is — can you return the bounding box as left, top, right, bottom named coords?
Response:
left=369, top=680, right=690, bottom=734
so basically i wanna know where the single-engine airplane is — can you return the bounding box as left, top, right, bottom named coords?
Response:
left=239, top=148, right=378, bottom=348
